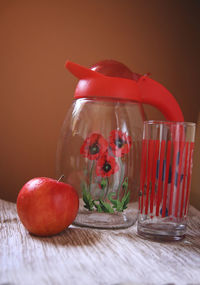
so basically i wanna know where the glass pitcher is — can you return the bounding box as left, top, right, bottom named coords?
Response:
left=56, top=60, right=184, bottom=229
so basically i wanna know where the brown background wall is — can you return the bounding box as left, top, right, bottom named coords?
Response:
left=0, top=0, right=199, bottom=206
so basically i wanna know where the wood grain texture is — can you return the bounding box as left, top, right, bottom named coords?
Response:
left=0, top=199, right=200, bottom=285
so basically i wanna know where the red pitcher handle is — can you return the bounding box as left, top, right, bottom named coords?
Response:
left=138, top=76, right=184, bottom=122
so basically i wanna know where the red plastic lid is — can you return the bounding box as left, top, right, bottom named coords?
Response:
left=90, top=59, right=141, bottom=80
left=65, top=60, right=184, bottom=122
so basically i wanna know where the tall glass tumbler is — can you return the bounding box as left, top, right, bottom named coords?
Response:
left=137, top=121, right=196, bottom=241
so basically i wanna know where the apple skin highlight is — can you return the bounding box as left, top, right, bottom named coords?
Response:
left=17, top=177, right=79, bottom=236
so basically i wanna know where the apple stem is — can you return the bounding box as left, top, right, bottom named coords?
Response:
left=57, top=174, right=65, bottom=182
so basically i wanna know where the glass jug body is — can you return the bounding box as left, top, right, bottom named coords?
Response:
left=56, top=98, right=145, bottom=229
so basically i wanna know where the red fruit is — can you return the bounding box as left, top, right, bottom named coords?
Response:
left=17, top=177, right=79, bottom=236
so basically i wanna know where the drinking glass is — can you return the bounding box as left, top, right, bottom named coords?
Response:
left=137, top=121, right=196, bottom=241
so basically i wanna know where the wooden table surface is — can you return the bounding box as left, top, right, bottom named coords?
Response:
left=0, top=199, right=200, bottom=285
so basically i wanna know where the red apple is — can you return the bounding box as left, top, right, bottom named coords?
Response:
left=17, top=177, right=79, bottom=236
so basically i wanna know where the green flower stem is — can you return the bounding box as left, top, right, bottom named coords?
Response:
left=117, top=158, right=125, bottom=200
left=124, top=184, right=127, bottom=196
left=104, top=177, right=110, bottom=201
left=89, top=160, right=95, bottom=193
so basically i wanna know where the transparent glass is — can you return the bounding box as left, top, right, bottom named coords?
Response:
left=137, top=120, right=196, bottom=241
left=56, top=98, right=145, bottom=229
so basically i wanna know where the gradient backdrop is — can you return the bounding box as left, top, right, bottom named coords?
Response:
left=0, top=0, right=199, bottom=208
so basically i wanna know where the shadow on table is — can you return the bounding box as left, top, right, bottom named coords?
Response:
left=30, top=226, right=102, bottom=247
left=112, top=231, right=200, bottom=250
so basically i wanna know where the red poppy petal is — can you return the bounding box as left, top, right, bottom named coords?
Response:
left=109, top=130, right=132, bottom=157
left=96, top=152, right=119, bottom=177
left=80, top=133, right=108, bottom=160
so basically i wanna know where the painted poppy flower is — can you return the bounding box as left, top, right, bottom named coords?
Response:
left=109, top=130, right=132, bottom=157
left=80, top=133, right=108, bottom=160
left=96, top=152, right=119, bottom=177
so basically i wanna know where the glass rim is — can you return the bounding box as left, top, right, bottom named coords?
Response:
left=144, top=120, right=196, bottom=127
